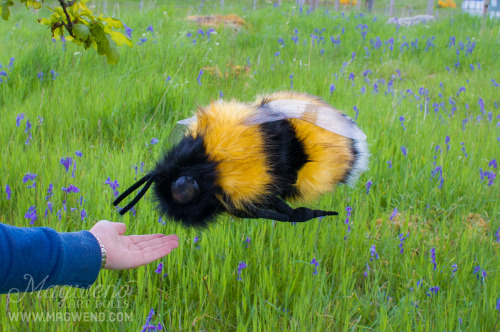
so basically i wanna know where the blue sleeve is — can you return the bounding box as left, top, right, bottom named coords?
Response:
left=0, top=223, right=102, bottom=294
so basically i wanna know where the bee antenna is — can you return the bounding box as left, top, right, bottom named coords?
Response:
left=113, top=173, right=157, bottom=215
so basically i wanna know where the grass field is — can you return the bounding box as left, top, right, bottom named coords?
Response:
left=1, top=0, right=499, bottom=330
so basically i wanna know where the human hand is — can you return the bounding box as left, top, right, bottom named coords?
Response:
left=89, top=220, right=179, bottom=270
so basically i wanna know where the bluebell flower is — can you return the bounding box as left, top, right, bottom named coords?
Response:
left=389, top=208, right=397, bottom=220
left=155, top=262, right=163, bottom=274
left=401, top=146, right=407, bottom=156
left=366, top=180, right=372, bottom=194
left=15, top=113, right=25, bottom=127
left=6, top=184, right=11, bottom=200
left=197, top=69, right=203, bottom=85
left=137, top=37, right=147, bottom=45
left=430, top=247, right=436, bottom=270
left=363, top=263, right=370, bottom=277
left=25, top=206, right=37, bottom=225
left=369, top=245, right=379, bottom=260
left=329, top=84, right=335, bottom=95
left=387, top=160, right=392, bottom=169
left=37, top=72, right=43, bottom=81
left=62, top=184, right=80, bottom=193
left=50, top=70, right=58, bottom=80
left=124, top=24, right=133, bottom=39
left=150, top=138, right=159, bottom=145
left=81, top=209, right=87, bottom=221
left=311, top=258, right=319, bottom=275
left=237, top=261, right=248, bottom=280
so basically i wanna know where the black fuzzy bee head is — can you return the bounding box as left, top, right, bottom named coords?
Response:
left=152, top=134, right=222, bottom=228
left=112, top=134, right=222, bottom=228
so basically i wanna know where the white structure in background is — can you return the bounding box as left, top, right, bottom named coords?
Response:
left=462, top=0, right=500, bottom=17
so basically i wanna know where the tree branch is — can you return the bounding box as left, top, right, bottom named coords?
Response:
left=58, top=0, right=74, bottom=37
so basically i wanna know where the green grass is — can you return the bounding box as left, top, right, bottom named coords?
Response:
left=1, top=1, right=499, bottom=331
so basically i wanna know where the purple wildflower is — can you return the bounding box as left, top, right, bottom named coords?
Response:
left=50, top=70, right=58, bottom=80
left=137, top=37, right=147, bottom=45
left=344, top=206, right=352, bottom=239
left=290, top=73, right=293, bottom=89
left=399, top=116, right=406, bottom=130
left=194, top=236, right=199, bottom=244
left=158, top=217, right=165, bottom=225
left=155, top=262, right=163, bottom=274
left=451, top=263, right=458, bottom=277
left=387, top=160, right=392, bottom=169
left=366, top=180, right=372, bottom=194
left=25, top=206, right=37, bottom=225
left=398, top=233, right=407, bottom=254
left=427, top=286, right=440, bottom=296
left=495, top=226, right=500, bottom=243
left=430, top=247, right=436, bottom=270
left=369, top=245, right=379, bottom=260
left=62, top=184, right=80, bottom=193
left=75, top=151, right=83, bottom=157
left=245, top=237, right=251, bottom=247
left=311, top=258, right=319, bottom=275
left=150, top=138, right=159, bottom=145
left=124, top=24, right=133, bottom=39
left=6, top=184, right=11, bottom=200
left=237, top=261, right=247, bottom=280
left=60, top=157, right=73, bottom=173
left=16, top=113, right=25, bottom=127
left=329, top=84, right=335, bottom=95
left=496, top=298, right=500, bottom=313
left=141, top=308, right=162, bottom=332
left=22, top=173, right=37, bottom=187
left=147, top=25, right=154, bottom=34
left=37, top=72, right=43, bottom=81
left=363, top=263, right=370, bottom=277
left=389, top=208, right=398, bottom=220
left=45, top=183, right=53, bottom=200
left=81, top=209, right=87, bottom=221
left=45, top=201, right=53, bottom=217
left=473, top=265, right=487, bottom=280
left=401, top=146, right=407, bottom=157
left=197, top=69, right=203, bottom=85
left=489, top=159, right=497, bottom=169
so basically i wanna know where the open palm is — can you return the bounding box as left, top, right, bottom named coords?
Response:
left=89, top=220, right=179, bottom=270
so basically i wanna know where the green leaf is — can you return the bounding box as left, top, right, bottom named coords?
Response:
left=109, top=31, right=132, bottom=48
left=26, top=1, right=41, bottom=9
left=73, top=23, right=90, bottom=42
left=1, top=1, right=14, bottom=20
left=89, top=22, right=106, bottom=42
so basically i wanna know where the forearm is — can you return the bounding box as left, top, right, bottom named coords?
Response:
left=0, top=223, right=102, bottom=294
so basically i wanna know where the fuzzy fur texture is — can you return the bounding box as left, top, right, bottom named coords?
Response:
left=150, top=91, right=369, bottom=227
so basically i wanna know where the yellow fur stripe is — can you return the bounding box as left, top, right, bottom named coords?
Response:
left=193, top=101, right=272, bottom=210
left=254, top=91, right=354, bottom=202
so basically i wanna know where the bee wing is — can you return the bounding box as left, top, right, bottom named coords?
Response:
left=168, top=123, right=190, bottom=145
left=248, top=99, right=367, bottom=141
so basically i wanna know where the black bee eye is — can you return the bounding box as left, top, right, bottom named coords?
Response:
left=171, top=176, right=200, bottom=204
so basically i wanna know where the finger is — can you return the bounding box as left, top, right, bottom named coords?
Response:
left=142, top=244, right=179, bottom=264
left=128, top=234, right=179, bottom=245
left=132, top=236, right=178, bottom=250
left=141, top=238, right=179, bottom=254
left=112, top=222, right=127, bottom=235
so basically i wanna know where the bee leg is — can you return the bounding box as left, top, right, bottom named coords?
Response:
left=232, top=209, right=290, bottom=222
left=269, top=196, right=338, bottom=223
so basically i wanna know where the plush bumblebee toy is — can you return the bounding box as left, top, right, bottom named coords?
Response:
left=114, top=91, right=369, bottom=227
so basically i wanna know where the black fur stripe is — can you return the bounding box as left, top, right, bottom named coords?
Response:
left=259, top=120, right=309, bottom=199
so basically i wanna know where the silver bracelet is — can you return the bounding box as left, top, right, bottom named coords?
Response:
left=94, top=236, right=107, bottom=269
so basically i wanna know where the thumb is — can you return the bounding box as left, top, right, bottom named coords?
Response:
left=112, top=222, right=127, bottom=235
